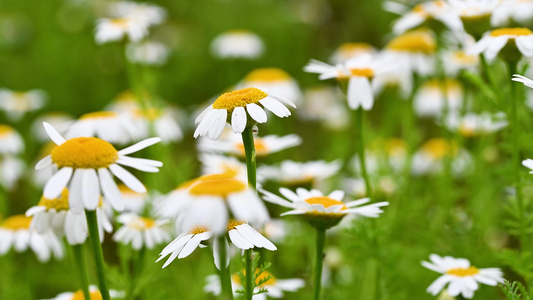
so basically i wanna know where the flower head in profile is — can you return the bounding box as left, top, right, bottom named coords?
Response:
left=210, top=30, right=265, bottom=59
left=444, top=112, right=507, bottom=137
left=0, top=88, right=46, bottom=121
left=260, top=188, right=389, bottom=229
left=411, top=138, right=472, bottom=176
left=469, top=28, right=533, bottom=61
left=330, top=42, right=375, bottom=64
left=392, top=1, right=462, bottom=34
left=385, top=29, right=437, bottom=76
left=194, top=87, right=296, bottom=140
left=492, top=0, right=533, bottom=27
left=36, top=122, right=162, bottom=212
left=95, top=18, right=149, bottom=44
left=422, top=254, right=504, bottom=298
left=109, top=1, right=166, bottom=26
left=258, top=160, right=341, bottom=188
left=113, top=213, right=170, bottom=250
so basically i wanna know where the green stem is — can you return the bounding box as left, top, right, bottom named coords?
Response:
left=217, top=235, right=233, bottom=300
left=314, top=228, right=326, bottom=300
left=127, top=246, right=146, bottom=300
left=480, top=54, right=501, bottom=101
left=85, top=210, right=111, bottom=300
left=355, top=108, right=372, bottom=196
left=72, top=244, right=91, bottom=300
left=241, top=126, right=257, bottom=188
left=245, top=249, right=253, bottom=300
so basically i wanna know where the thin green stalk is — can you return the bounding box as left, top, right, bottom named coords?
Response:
left=85, top=210, right=111, bottom=300
left=480, top=54, right=500, bottom=100
left=72, top=244, right=91, bottom=300
left=127, top=246, right=146, bottom=300
left=245, top=249, right=253, bottom=300
left=217, top=235, right=233, bottom=300
left=314, top=228, right=326, bottom=300
left=355, top=108, right=372, bottom=196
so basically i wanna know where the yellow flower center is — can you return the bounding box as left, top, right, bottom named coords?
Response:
left=1, top=215, right=32, bottom=230
left=305, top=197, right=347, bottom=210
left=453, top=51, right=478, bottom=65
left=118, top=184, right=145, bottom=196
left=80, top=111, right=118, bottom=120
left=421, top=138, right=458, bottom=159
left=385, top=138, right=407, bottom=156
left=446, top=266, right=480, bottom=277
left=189, top=176, right=247, bottom=196
left=71, top=290, right=103, bottom=300
left=337, top=42, right=373, bottom=56
left=227, top=219, right=246, bottom=231
left=236, top=138, right=268, bottom=156
left=134, top=108, right=161, bottom=121
left=490, top=28, right=533, bottom=37
left=212, top=87, right=268, bottom=111
left=189, top=226, right=209, bottom=235
left=51, top=137, right=118, bottom=169
left=350, top=68, right=374, bottom=78
left=244, top=68, right=291, bottom=82
left=387, top=30, right=436, bottom=54
left=233, top=269, right=277, bottom=287
left=39, top=188, right=70, bottom=211
left=110, top=18, right=130, bottom=29
left=0, top=125, right=14, bottom=137
left=459, top=123, right=476, bottom=137
left=424, top=78, right=462, bottom=92
left=128, top=217, right=156, bottom=230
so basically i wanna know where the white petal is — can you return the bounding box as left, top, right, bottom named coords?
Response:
left=118, top=137, right=161, bottom=155
left=43, top=167, right=73, bottom=199
left=43, top=122, right=66, bottom=145
left=246, top=103, right=267, bottom=123
left=259, top=98, right=291, bottom=117
left=98, top=168, right=123, bottom=211
left=109, top=164, right=146, bottom=193
left=208, top=109, right=228, bottom=140
left=231, top=106, right=247, bottom=133
left=228, top=229, right=254, bottom=249
left=69, top=169, right=85, bottom=213
left=82, top=169, right=100, bottom=210
left=35, top=155, right=52, bottom=170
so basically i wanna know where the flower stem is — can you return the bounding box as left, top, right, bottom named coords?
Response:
left=72, top=244, right=91, bottom=300
left=127, top=246, right=146, bottom=300
left=245, top=249, right=253, bottom=300
left=85, top=210, right=111, bottom=300
left=355, top=108, right=372, bottom=196
left=217, top=235, right=233, bottom=300
left=314, top=228, right=326, bottom=300
left=241, top=127, right=256, bottom=300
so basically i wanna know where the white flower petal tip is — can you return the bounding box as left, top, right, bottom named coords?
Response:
left=43, top=122, right=66, bottom=145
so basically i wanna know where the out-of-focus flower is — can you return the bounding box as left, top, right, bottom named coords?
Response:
left=236, top=68, right=303, bottom=106
left=0, top=125, right=24, bottom=155
left=330, top=42, right=375, bottom=64
left=66, top=111, right=144, bottom=144
left=117, top=184, right=148, bottom=214
left=414, top=78, right=464, bottom=118
left=448, top=0, right=500, bottom=38
left=114, top=213, right=170, bottom=250
left=37, top=122, right=162, bottom=212
left=469, top=28, right=533, bottom=61
left=443, top=112, right=507, bottom=137
left=299, top=85, right=349, bottom=130
left=443, top=50, right=479, bottom=76
left=210, top=30, right=265, bottom=59
left=259, top=160, right=341, bottom=187
left=385, top=29, right=437, bottom=76
left=0, top=215, right=63, bottom=262
left=0, top=155, right=24, bottom=190
left=95, top=18, right=149, bottom=44
left=411, top=138, right=472, bottom=176
left=204, top=269, right=305, bottom=299
left=26, top=189, right=112, bottom=245
left=352, top=138, right=407, bottom=175
left=109, top=1, right=166, bottom=26
left=32, top=113, right=74, bottom=143
left=0, top=89, right=46, bottom=121
left=422, top=254, right=504, bottom=298
left=392, top=1, right=462, bottom=34
left=126, top=40, right=169, bottom=65
left=132, top=107, right=183, bottom=144
left=42, top=285, right=124, bottom=300
left=194, top=87, right=295, bottom=140
left=199, top=154, right=248, bottom=182
left=492, top=0, right=533, bottom=27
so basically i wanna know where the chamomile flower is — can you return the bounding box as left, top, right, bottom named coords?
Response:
left=414, top=78, right=464, bottom=118
left=259, top=160, right=341, bottom=187
left=194, top=87, right=296, bottom=140
left=113, top=213, right=170, bottom=250
left=66, top=111, right=143, bottom=144
left=198, top=132, right=301, bottom=158
left=0, top=88, right=46, bottom=121
left=299, top=85, right=349, bottom=130
left=156, top=226, right=213, bottom=268
left=43, top=285, right=124, bottom=300
left=0, top=125, right=24, bottom=155
left=0, top=215, right=63, bottom=262
left=109, top=1, right=166, bottom=27
left=131, top=107, right=183, bottom=144
left=443, top=49, right=479, bottom=76
left=26, top=189, right=112, bottom=245
left=236, top=68, right=303, bottom=105
left=126, top=40, right=169, bottom=66
left=448, top=0, right=500, bottom=37
left=422, top=254, right=504, bottom=298
left=469, top=28, right=533, bottom=61
left=32, top=112, right=73, bottom=143
left=392, top=1, right=462, bottom=34
left=94, top=17, right=149, bottom=44
left=411, top=138, right=472, bottom=175
left=226, top=220, right=276, bottom=251
left=210, top=30, right=265, bottom=59
left=260, top=188, right=389, bottom=229
left=385, top=29, right=437, bottom=75
left=36, top=122, right=162, bottom=212
left=492, top=0, right=533, bottom=26
left=0, top=155, right=24, bottom=190
left=330, top=42, right=375, bottom=64
left=205, top=270, right=305, bottom=299
left=443, top=112, right=507, bottom=137
left=199, top=154, right=248, bottom=182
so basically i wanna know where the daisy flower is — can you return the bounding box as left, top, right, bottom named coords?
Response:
left=36, top=122, right=162, bottom=212
left=109, top=1, right=166, bottom=27
left=0, top=155, right=24, bottom=190
left=194, top=87, right=296, bottom=140
left=236, top=68, right=303, bottom=105
left=385, top=29, right=437, bottom=76
left=260, top=188, right=389, bottom=229
left=259, top=160, right=341, bottom=187
left=443, top=49, right=479, bottom=76
left=133, top=107, right=183, bottom=144
left=411, top=138, right=472, bottom=176
left=113, top=213, right=170, bottom=250
left=414, top=78, right=464, bottom=118
left=225, top=220, right=276, bottom=251
left=448, top=0, right=500, bottom=37
left=351, top=138, right=408, bottom=175
left=0, top=88, right=46, bottom=121
left=443, top=112, right=507, bottom=137
left=156, top=226, right=213, bottom=268
left=392, top=0, right=462, bottom=34
left=0, top=215, right=63, bottom=262
left=469, top=28, right=533, bottom=61
left=126, top=40, right=169, bottom=66
left=330, top=42, right=375, bottom=64
left=198, top=132, right=301, bottom=158
left=204, top=269, right=305, bottom=299
left=26, top=189, right=113, bottom=245
left=299, top=85, right=349, bottom=130
left=0, top=125, right=24, bottom=155
left=66, top=111, right=144, bottom=144
left=199, top=154, right=248, bottom=182
left=210, top=30, right=265, bottom=59
left=422, top=254, right=504, bottom=298
left=492, top=0, right=533, bottom=26
left=95, top=17, right=149, bottom=44
left=31, top=112, right=73, bottom=143
left=42, top=285, right=124, bottom=300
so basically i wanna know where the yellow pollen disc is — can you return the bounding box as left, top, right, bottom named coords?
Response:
left=236, top=138, right=268, bottom=156
left=80, top=111, right=118, bottom=120
left=212, top=87, right=268, bottom=111
left=71, top=290, right=103, bottom=300
left=424, top=78, right=462, bottom=91
left=350, top=68, right=374, bottom=78
left=176, top=170, right=239, bottom=191
left=189, top=178, right=247, bottom=196
left=110, top=18, right=130, bottom=28
left=490, top=28, right=533, bottom=37
left=244, top=68, right=291, bottom=82
left=140, top=217, right=155, bottom=228
left=227, top=219, right=246, bottom=231
left=190, top=226, right=209, bottom=235
left=233, top=269, right=277, bottom=286
left=0, top=125, right=14, bottom=137
left=337, top=43, right=373, bottom=55
left=129, top=217, right=155, bottom=230
left=39, top=188, right=70, bottom=211
left=1, top=215, right=32, bottom=230
left=387, top=30, right=436, bottom=54
left=459, top=123, right=476, bottom=137
left=51, top=137, right=118, bottom=169
left=412, top=3, right=428, bottom=15
left=453, top=51, right=478, bottom=65
left=305, top=197, right=347, bottom=210
left=446, top=266, right=479, bottom=277
left=134, top=108, right=161, bottom=121
left=421, top=138, right=457, bottom=159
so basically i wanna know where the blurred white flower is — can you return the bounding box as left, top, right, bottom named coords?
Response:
left=385, top=29, right=437, bottom=76
left=330, top=42, right=375, bottom=64
left=443, top=112, right=507, bottom=137
left=492, top=0, right=533, bottom=26
left=198, top=132, right=301, bottom=157
left=237, top=68, right=303, bottom=105
left=411, top=138, right=472, bottom=176
left=392, top=1, right=462, bottom=34
left=109, top=1, right=166, bottom=26
left=468, top=28, right=533, bottom=61
left=114, top=213, right=170, bottom=250
left=211, top=30, right=265, bottom=59
left=66, top=111, right=144, bottom=144
left=95, top=18, right=149, bottom=44
left=0, top=125, right=24, bottom=155
left=42, top=285, right=124, bottom=300
left=126, top=40, right=169, bottom=65
left=32, top=112, right=74, bottom=143
left=414, top=78, right=464, bottom=118
left=299, top=85, right=349, bottom=130
left=0, top=89, right=46, bottom=121
left=259, top=160, right=341, bottom=187
left=0, top=155, right=24, bottom=190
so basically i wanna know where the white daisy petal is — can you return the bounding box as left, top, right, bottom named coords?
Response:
left=98, top=168, right=123, bottom=211
left=231, top=106, right=247, bottom=133
left=43, top=167, right=73, bottom=199
left=109, top=164, right=146, bottom=193
left=246, top=103, right=267, bottom=123
left=43, top=122, right=66, bottom=145
left=118, top=137, right=162, bottom=155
